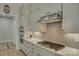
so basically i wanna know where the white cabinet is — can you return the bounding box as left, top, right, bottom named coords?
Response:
left=34, top=46, right=54, bottom=56
left=33, top=45, right=62, bottom=56
left=20, top=40, right=32, bottom=55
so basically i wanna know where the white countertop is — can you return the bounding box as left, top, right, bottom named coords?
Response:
left=24, top=37, right=79, bottom=56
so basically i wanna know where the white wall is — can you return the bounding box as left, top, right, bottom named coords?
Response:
left=63, top=3, right=79, bottom=33
left=62, top=3, right=79, bottom=49
left=0, top=3, right=22, bottom=15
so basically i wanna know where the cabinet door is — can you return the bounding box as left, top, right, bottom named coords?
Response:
left=24, top=41, right=36, bottom=56
left=19, top=40, right=30, bottom=55
left=30, top=44, right=38, bottom=56
left=37, top=47, right=61, bottom=56
left=24, top=41, right=32, bottom=52
left=34, top=46, right=55, bottom=56
left=19, top=41, right=30, bottom=55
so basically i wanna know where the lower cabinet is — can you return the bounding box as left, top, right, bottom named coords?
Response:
left=32, top=45, right=55, bottom=56
left=19, top=40, right=61, bottom=56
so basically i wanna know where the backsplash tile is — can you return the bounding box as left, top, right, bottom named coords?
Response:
left=42, top=22, right=79, bottom=49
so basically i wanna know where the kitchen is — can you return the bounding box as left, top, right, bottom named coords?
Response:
left=0, top=3, right=79, bottom=56
left=18, top=3, right=79, bottom=56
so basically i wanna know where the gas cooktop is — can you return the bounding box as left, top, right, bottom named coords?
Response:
left=37, top=41, right=65, bottom=51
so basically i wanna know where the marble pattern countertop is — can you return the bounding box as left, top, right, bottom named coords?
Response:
left=24, top=37, right=79, bottom=56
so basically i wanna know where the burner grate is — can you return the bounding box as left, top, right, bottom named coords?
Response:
left=37, top=41, right=65, bottom=51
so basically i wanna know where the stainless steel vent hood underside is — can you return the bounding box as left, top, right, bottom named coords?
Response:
left=37, top=11, right=62, bottom=24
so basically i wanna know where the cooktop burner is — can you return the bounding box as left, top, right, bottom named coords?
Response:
left=37, top=41, right=65, bottom=51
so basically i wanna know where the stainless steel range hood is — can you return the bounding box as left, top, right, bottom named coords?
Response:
left=37, top=11, right=62, bottom=24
